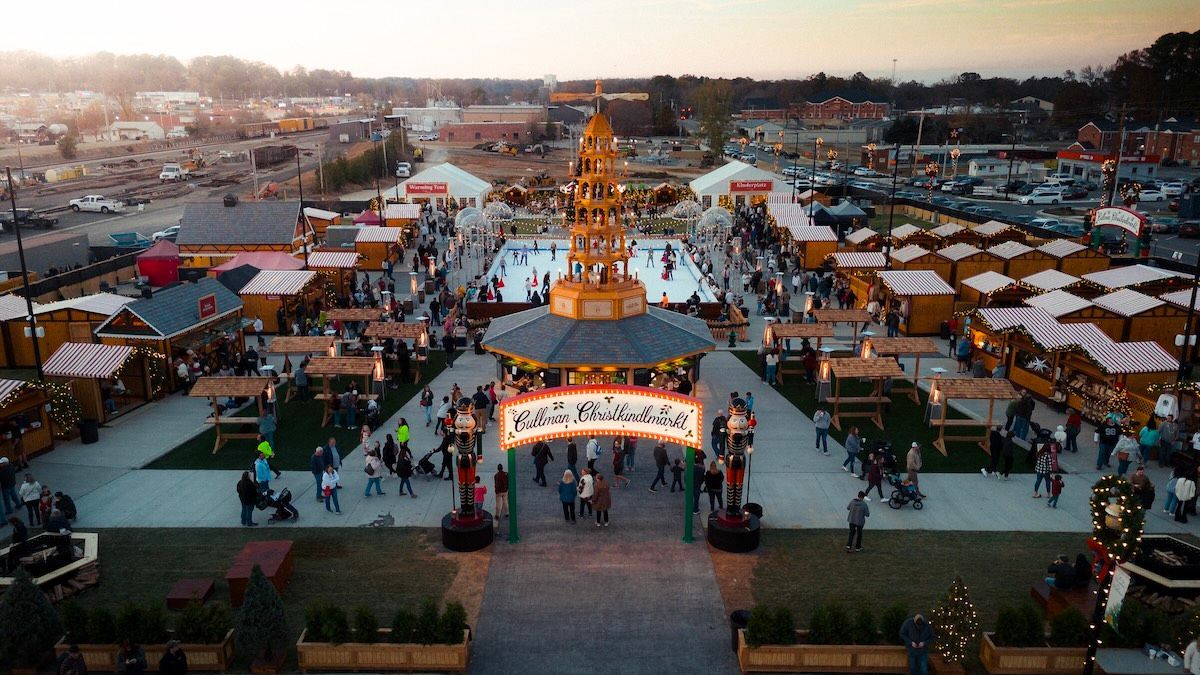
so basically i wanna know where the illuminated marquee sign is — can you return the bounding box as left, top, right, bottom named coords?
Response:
left=729, top=180, right=773, bottom=193
left=405, top=182, right=449, bottom=195
left=498, top=385, right=702, bottom=449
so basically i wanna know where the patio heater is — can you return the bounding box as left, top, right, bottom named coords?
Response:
left=817, top=346, right=834, bottom=402
left=925, top=367, right=947, bottom=423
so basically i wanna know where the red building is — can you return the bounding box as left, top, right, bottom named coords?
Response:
left=1077, top=118, right=1200, bottom=165
left=795, top=94, right=889, bottom=122
left=439, top=121, right=554, bottom=143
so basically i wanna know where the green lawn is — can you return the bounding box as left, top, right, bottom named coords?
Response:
left=732, top=350, right=1020, bottom=473
left=63, top=528, right=455, bottom=671
left=147, top=352, right=448, bottom=471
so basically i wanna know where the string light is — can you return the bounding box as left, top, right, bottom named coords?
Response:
left=930, top=576, right=978, bottom=664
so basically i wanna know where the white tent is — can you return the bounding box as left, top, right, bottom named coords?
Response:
left=384, top=162, right=491, bottom=208
left=688, top=160, right=783, bottom=205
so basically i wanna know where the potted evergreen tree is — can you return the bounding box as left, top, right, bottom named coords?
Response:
left=234, top=565, right=289, bottom=673
left=929, top=577, right=979, bottom=675
left=0, top=569, right=64, bottom=674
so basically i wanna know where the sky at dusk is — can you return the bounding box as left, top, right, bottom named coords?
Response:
left=8, top=0, right=1199, bottom=82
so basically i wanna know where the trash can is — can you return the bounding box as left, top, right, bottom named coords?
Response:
left=729, top=610, right=751, bottom=653
left=743, top=503, right=764, bottom=519
left=79, top=418, right=99, bottom=445
left=939, top=320, right=951, bottom=340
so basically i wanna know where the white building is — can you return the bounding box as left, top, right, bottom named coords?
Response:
left=385, top=162, right=491, bottom=209
left=968, top=157, right=1033, bottom=179
left=689, top=160, right=784, bottom=208
left=107, top=121, right=165, bottom=141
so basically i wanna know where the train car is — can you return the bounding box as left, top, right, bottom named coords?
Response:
left=278, top=117, right=314, bottom=133
left=251, top=144, right=298, bottom=168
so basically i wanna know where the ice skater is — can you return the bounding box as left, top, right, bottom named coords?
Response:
left=646, top=246, right=655, bottom=268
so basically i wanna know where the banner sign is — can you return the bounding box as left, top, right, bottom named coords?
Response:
left=729, top=179, right=773, bottom=193
left=197, top=293, right=218, bottom=320
left=405, top=182, right=449, bottom=195
left=1093, top=206, right=1146, bottom=236
left=498, top=385, right=702, bottom=449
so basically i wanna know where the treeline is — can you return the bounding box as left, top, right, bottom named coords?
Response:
left=322, top=132, right=405, bottom=192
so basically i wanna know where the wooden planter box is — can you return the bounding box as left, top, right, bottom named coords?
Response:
left=296, top=628, right=470, bottom=673
left=736, top=629, right=909, bottom=673
left=978, top=632, right=1087, bottom=674
left=53, top=629, right=235, bottom=672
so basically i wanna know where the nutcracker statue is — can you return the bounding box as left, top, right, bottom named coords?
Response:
left=440, top=397, right=494, bottom=551
left=707, top=396, right=762, bottom=552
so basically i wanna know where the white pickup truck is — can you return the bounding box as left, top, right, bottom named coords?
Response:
left=69, top=195, right=125, bottom=213
left=159, top=163, right=189, bottom=182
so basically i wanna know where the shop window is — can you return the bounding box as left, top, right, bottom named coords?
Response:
left=474, top=132, right=481, bottom=140
left=1014, top=348, right=1052, bottom=381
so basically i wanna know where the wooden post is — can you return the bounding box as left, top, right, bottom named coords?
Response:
left=211, top=398, right=224, bottom=454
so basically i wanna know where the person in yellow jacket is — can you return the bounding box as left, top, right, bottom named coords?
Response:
left=257, top=435, right=281, bottom=479
left=395, top=418, right=411, bottom=454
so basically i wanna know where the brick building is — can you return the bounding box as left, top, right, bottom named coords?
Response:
left=1077, top=117, right=1200, bottom=165
left=795, top=92, right=890, bottom=122
left=439, top=121, right=559, bottom=143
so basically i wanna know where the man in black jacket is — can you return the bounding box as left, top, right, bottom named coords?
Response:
left=532, top=441, right=554, bottom=486
left=649, top=442, right=669, bottom=492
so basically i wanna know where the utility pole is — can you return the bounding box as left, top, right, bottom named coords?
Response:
left=911, top=111, right=926, bottom=177
left=296, top=149, right=309, bottom=269
left=885, top=143, right=900, bottom=270
left=1109, top=104, right=1128, bottom=208
left=6, top=167, right=43, bottom=382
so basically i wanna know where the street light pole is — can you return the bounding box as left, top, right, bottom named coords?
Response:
left=886, top=143, right=900, bottom=269
left=1003, top=133, right=1017, bottom=201
left=1178, top=247, right=1200, bottom=383
left=809, top=137, right=823, bottom=216
left=295, top=149, right=309, bottom=269
left=6, top=167, right=43, bottom=381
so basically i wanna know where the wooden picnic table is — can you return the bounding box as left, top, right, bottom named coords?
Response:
left=928, top=377, right=1019, bottom=455
left=189, top=377, right=270, bottom=454
left=826, top=357, right=905, bottom=431
left=866, top=336, right=943, bottom=404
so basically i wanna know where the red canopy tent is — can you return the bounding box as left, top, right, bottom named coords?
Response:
left=352, top=210, right=384, bottom=226
left=136, top=239, right=180, bottom=286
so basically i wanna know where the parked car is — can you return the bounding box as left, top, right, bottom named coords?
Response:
left=1019, top=190, right=1064, bottom=205
left=1029, top=217, right=1062, bottom=230
left=740, top=153, right=758, bottom=165
left=791, top=179, right=813, bottom=190
left=1002, top=180, right=1027, bottom=194
left=1011, top=214, right=1034, bottom=225
left=152, top=225, right=180, bottom=241
left=1062, top=185, right=1089, bottom=200
left=1149, top=217, right=1180, bottom=234
left=782, top=165, right=805, bottom=177
left=1138, top=189, right=1167, bottom=202
left=1181, top=220, right=1200, bottom=238
left=69, top=195, right=124, bottom=213
left=973, top=207, right=1002, bottom=218
left=0, top=207, right=57, bottom=230
left=1016, top=183, right=1044, bottom=195
left=1163, top=182, right=1185, bottom=197
left=1048, top=222, right=1087, bottom=237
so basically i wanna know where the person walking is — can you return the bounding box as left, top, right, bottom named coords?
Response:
left=1012, top=391, right=1034, bottom=441
left=623, top=436, right=637, bottom=472
left=1175, top=472, right=1196, bottom=523
left=670, top=458, right=685, bottom=493
left=846, top=491, right=869, bottom=552
left=258, top=411, right=277, bottom=450
left=558, top=470, right=577, bottom=523
left=322, top=465, right=342, bottom=514
left=532, top=440, right=554, bottom=486
left=1032, top=439, right=1055, bottom=498
left=565, top=437, right=579, bottom=480
left=1160, top=414, right=1180, bottom=467
left=325, top=437, right=343, bottom=473
left=906, top=443, right=925, bottom=497
left=710, top=410, right=727, bottom=460
left=237, top=471, right=258, bottom=527
left=494, top=464, right=507, bottom=519
left=382, top=435, right=399, bottom=477
left=1165, top=468, right=1182, bottom=516
left=395, top=418, right=411, bottom=456
left=1097, top=416, right=1120, bottom=470
left=420, top=385, right=434, bottom=426
left=611, top=441, right=630, bottom=488
left=703, top=461, right=724, bottom=512
left=1064, top=408, right=1082, bottom=454
left=843, top=427, right=862, bottom=474
left=1139, top=419, right=1161, bottom=467
left=437, top=434, right=454, bottom=480
left=649, top=441, right=669, bottom=492
left=577, top=467, right=594, bottom=517
left=1111, top=432, right=1140, bottom=477
left=585, top=435, right=601, bottom=471
left=254, top=452, right=272, bottom=494
left=900, top=614, right=935, bottom=675
left=397, top=452, right=417, bottom=498
left=866, top=456, right=884, bottom=500
left=1047, top=473, right=1065, bottom=508
left=0, top=456, right=18, bottom=518
left=813, top=408, right=831, bottom=455
left=363, top=451, right=385, bottom=497
left=591, top=473, right=611, bottom=527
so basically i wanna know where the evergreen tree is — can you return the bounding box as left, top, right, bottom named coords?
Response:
left=930, top=576, right=979, bottom=664
left=0, top=568, right=64, bottom=668
left=234, top=565, right=289, bottom=663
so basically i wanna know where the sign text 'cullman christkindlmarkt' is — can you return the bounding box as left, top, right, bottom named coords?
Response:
left=498, top=385, right=702, bottom=449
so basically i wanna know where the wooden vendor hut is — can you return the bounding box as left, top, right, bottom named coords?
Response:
left=970, top=219, right=1027, bottom=247
left=876, top=270, right=956, bottom=336
left=238, top=270, right=323, bottom=334
left=305, top=251, right=361, bottom=300
left=783, top=225, right=838, bottom=269
left=175, top=199, right=310, bottom=269
left=1090, top=288, right=1187, bottom=352
left=888, top=224, right=941, bottom=251
left=1058, top=340, right=1179, bottom=427
left=1037, top=239, right=1109, bottom=277
left=930, top=223, right=982, bottom=248
left=188, top=376, right=270, bottom=453
left=936, top=243, right=1001, bottom=287
left=1024, top=289, right=1124, bottom=337
left=384, top=203, right=422, bottom=234
left=987, top=241, right=1054, bottom=280
left=95, top=278, right=246, bottom=391
left=889, top=245, right=952, bottom=282
left=354, top=227, right=404, bottom=271
left=959, top=271, right=1016, bottom=309
left=828, top=251, right=887, bottom=307
left=303, top=207, right=342, bottom=241
left=843, top=228, right=880, bottom=251
left=0, top=379, right=54, bottom=462
left=1082, top=264, right=1186, bottom=299
left=1019, top=269, right=1083, bottom=295
left=0, top=293, right=130, bottom=369
left=43, top=342, right=153, bottom=423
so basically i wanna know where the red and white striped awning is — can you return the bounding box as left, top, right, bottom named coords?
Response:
left=384, top=203, right=422, bottom=220
left=44, top=342, right=134, bottom=379
left=890, top=244, right=931, bottom=263
left=975, top=306, right=1058, bottom=331
left=355, top=227, right=405, bottom=243
left=786, top=225, right=837, bottom=242
left=987, top=241, right=1034, bottom=259
left=1025, top=322, right=1112, bottom=350
left=1037, top=239, right=1087, bottom=258
left=845, top=228, right=878, bottom=244
left=877, top=270, right=955, bottom=296
left=0, top=378, right=27, bottom=401
left=1161, top=288, right=1200, bottom=311
left=831, top=251, right=888, bottom=269
left=1025, top=290, right=1093, bottom=317
left=1021, top=269, right=1081, bottom=291
left=1083, top=341, right=1177, bottom=374
left=962, top=271, right=1015, bottom=294
left=936, top=243, right=985, bottom=261
left=306, top=251, right=361, bottom=269
left=239, top=270, right=319, bottom=296
left=889, top=224, right=924, bottom=241
left=1084, top=264, right=1179, bottom=290
left=971, top=220, right=1012, bottom=236
left=1091, top=288, right=1164, bottom=317
left=766, top=192, right=798, bottom=203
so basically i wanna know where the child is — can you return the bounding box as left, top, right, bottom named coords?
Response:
left=473, top=476, right=487, bottom=510
left=1047, top=474, right=1064, bottom=508
left=670, top=458, right=684, bottom=493
left=1165, top=471, right=1180, bottom=515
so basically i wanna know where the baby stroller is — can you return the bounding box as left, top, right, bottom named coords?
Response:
left=886, top=472, right=924, bottom=510
left=257, top=487, right=300, bottom=523
left=415, top=449, right=439, bottom=480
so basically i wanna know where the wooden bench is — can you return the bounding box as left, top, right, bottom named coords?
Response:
left=225, top=540, right=294, bottom=607
left=204, top=416, right=260, bottom=425
left=1030, top=580, right=1096, bottom=619
left=167, top=578, right=215, bottom=610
